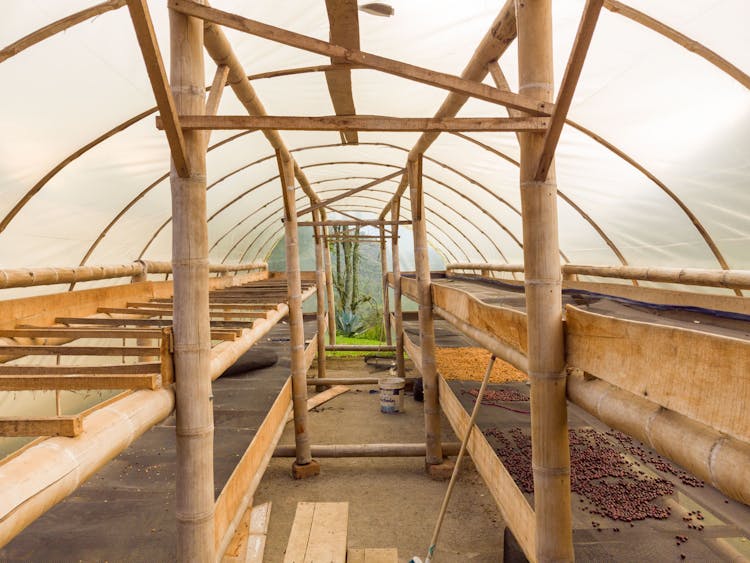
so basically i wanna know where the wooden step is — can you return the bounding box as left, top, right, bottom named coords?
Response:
left=283, top=502, right=348, bottom=563
left=347, top=548, right=398, bottom=563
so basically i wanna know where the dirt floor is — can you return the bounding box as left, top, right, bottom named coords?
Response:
left=255, top=357, right=505, bottom=562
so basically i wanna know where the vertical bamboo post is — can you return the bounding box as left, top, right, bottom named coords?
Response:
left=312, top=208, right=328, bottom=385
left=169, top=2, right=215, bottom=559
left=321, top=217, right=336, bottom=345
left=407, top=156, right=443, bottom=467
left=380, top=225, right=393, bottom=346
left=390, top=198, right=406, bottom=379
left=517, top=0, right=575, bottom=560
left=278, top=151, right=318, bottom=478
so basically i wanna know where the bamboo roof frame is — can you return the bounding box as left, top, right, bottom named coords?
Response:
left=0, top=1, right=746, bottom=283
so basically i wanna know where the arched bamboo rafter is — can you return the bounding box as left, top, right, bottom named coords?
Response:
left=132, top=153, right=529, bottom=263
left=221, top=186, right=488, bottom=265
left=245, top=200, right=464, bottom=267
left=205, top=175, right=504, bottom=264
left=1, top=4, right=745, bottom=276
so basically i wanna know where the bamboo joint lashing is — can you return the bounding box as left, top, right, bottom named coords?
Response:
left=176, top=425, right=215, bottom=438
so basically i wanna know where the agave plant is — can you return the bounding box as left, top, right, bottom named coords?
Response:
left=335, top=310, right=367, bottom=337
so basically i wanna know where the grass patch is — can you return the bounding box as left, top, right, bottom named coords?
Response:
left=326, top=334, right=396, bottom=358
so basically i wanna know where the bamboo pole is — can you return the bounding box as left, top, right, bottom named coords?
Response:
left=407, top=156, right=443, bottom=466
left=273, top=443, right=462, bottom=458
left=323, top=221, right=336, bottom=345
left=169, top=3, right=215, bottom=559
left=380, top=225, right=393, bottom=346
left=517, top=1, right=574, bottom=560
left=312, top=209, right=328, bottom=384
left=391, top=198, right=406, bottom=379
left=278, top=152, right=315, bottom=473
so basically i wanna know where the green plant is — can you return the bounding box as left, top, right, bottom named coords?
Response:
left=335, top=310, right=367, bottom=337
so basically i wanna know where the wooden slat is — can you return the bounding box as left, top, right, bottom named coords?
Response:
left=304, top=502, right=348, bottom=563
left=565, top=305, right=750, bottom=443
left=347, top=548, right=398, bottom=563
left=97, top=307, right=268, bottom=319
left=0, top=363, right=161, bottom=375
left=0, top=345, right=160, bottom=356
left=245, top=502, right=272, bottom=562
left=206, top=64, right=230, bottom=117
left=283, top=502, right=315, bottom=563
left=296, top=170, right=404, bottom=217
left=297, top=220, right=410, bottom=227
left=126, top=301, right=272, bottom=311
left=0, top=415, right=83, bottom=437
left=438, top=376, right=536, bottom=561
left=0, top=327, right=234, bottom=340
left=55, top=317, right=252, bottom=329
left=161, top=115, right=550, bottom=132
left=126, top=0, right=189, bottom=177
left=168, top=0, right=551, bottom=115
left=160, top=328, right=174, bottom=386
left=402, top=331, right=422, bottom=374
left=534, top=0, right=603, bottom=182
left=0, top=373, right=157, bottom=391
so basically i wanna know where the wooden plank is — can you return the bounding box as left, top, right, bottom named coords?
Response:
left=347, top=548, right=398, bottom=563
left=0, top=362, right=161, bottom=375
left=206, top=64, right=230, bottom=117
left=161, top=115, right=550, bottom=132
left=0, top=345, right=161, bottom=356
left=98, top=307, right=268, bottom=319
left=0, top=373, right=157, bottom=391
left=1, top=327, right=238, bottom=341
left=534, top=0, right=603, bottom=182
left=126, top=301, right=272, bottom=311
left=402, top=331, right=422, bottom=374
left=56, top=317, right=252, bottom=329
left=160, top=328, right=174, bottom=386
left=246, top=502, right=272, bottom=562
left=168, top=0, right=551, bottom=115
left=221, top=506, right=252, bottom=562
left=399, top=276, right=418, bottom=301
left=283, top=502, right=315, bottom=563
left=0, top=415, right=83, bottom=437
left=438, top=376, right=536, bottom=561
left=324, top=0, right=359, bottom=144
left=126, top=0, right=190, bottom=177
left=296, top=170, right=404, bottom=217
left=304, top=502, right=348, bottom=563
left=215, top=379, right=292, bottom=554
left=431, top=282, right=528, bottom=355
left=565, top=305, right=750, bottom=443
left=296, top=220, right=410, bottom=227
left=0, top=363, right=161, bottom=375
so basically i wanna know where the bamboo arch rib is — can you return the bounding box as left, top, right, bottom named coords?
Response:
left=603, top=0, right=750, bottom=90
left=0, top=0, right=126, bottom=64
left=242, top=201, right=467, bottom=267
left=208, top=178, right=498, bottom=264
left=223, top=189, right=479, bottom=266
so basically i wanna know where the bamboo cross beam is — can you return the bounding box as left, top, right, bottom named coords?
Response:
left=0, top=374, right=158, bottom=391
left=296, top=170, right=405, bottom=217
left=158, top=115, right=550, bottom=133
left=126, top=0, right=189, bottom=177
left=534, top=0, right=603, bottom=182
left=297, top=220, right=410, bottom=227
left=168, top=0, right=551, bottom=115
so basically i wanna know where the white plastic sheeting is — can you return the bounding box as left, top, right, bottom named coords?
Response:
left=1, top=1, right=748, bottom=282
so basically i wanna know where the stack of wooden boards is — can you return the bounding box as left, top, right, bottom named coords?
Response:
left=283, top=502, right=397, bottom=563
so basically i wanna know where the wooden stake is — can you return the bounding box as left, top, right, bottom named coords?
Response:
left=312, top=209, right=328, bottom=383
left=278, top=152, right=313, bottom=467
left=390, top=198, right=406, bottom=379
left=407, top=156, right=443, bottom=466
left=169, top=1, right=214, bottom=559
left=516, top=0, right=574, bottom=560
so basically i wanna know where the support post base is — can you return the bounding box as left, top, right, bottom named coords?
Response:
left=292, top=459, right=321, bottom=479
left=425, top=458, right=455, bottom=480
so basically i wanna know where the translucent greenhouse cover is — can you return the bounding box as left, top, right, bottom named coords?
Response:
left=1, top=0, right=748, bottom=294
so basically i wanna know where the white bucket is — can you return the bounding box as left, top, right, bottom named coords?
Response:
left=379, top=377, right=405, bottom=413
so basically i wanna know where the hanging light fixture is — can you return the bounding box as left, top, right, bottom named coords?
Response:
left=358, top=3, right=395, bottom=17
